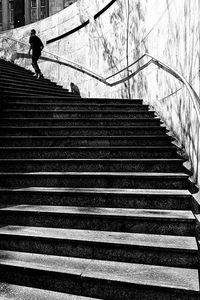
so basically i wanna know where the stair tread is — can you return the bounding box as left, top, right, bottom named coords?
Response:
left=0, top=225, right=197, bottom=251
left=1, top=117, right=158, bottom=120
left=0, top=158, right=183, bottom=162
left=0, top=135, right=171, bottom=137
left=0, top=172, right=188, bottom=177
left=2, top=93, right=77, bottom=97
left=0, top=283, right=99, bottom=300
left=2, top=86, right=68, bottom=93
left=0, top=187, right=191, bottom=195
left=2, top=92, right=73, bottom=97
left=0, top=205, right=194, bottom=220
left=4, top=95, right=141, bottom=100
left=4, top=109, right=152, bottom=112
left=0, top=126, right=163, bottom=129
left=0, top=250, right=199, bottom=292
left=6, top=103, right=147, bottom=106
left=0, top=81, right=63, bottom=90
left=0, top=146, right=177, bottom=149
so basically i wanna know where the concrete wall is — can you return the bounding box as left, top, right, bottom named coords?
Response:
left=0, top=0, right=200, bottom=185
left=139, top=0, right=200, bottom=186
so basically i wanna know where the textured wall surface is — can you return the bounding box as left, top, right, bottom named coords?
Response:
left=0, top=0, right=200, bottom=185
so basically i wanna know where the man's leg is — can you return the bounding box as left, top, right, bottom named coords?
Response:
left=32, top=56, right=43, bottom=78
left=31, top=56, right=38, bottom=75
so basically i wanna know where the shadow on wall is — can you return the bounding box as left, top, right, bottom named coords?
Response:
left=70, top=82, right=80, bottom=96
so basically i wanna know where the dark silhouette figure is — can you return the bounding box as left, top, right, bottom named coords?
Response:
left=28, top=29, right=44, bottom=79
left=70, top=82, right=80, bottom=96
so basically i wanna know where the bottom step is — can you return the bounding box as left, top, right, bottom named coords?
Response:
left=0, top=250, right=199, bottom=300
left=0, top=283, right=100, bottom=300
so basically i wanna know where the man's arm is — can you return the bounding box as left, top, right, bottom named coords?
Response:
left=28, top=36, right=32, bottom=55
left=40, top=40, right=44, bottom=52
left=28, top=44, right=32, bottom=55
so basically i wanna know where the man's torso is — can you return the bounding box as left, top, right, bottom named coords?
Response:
left=29, top=35, right=43, bottom=57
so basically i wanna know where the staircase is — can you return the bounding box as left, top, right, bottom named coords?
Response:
left=0, top=59, right=199, bottom=299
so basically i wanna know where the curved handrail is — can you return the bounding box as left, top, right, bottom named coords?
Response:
left=146, top=53, right=200, bottom=121
left=2, top=37, right=109, bottom=84
left=1, top=36, right=200, bottom=122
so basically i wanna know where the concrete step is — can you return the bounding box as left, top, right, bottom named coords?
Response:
left=0, top=188, right=192, bottom=210
left=0, top=250, right=199, bottom=299
left=6, top=96, right=143, bottom=104
left=0, top=60, right=38, bottom=72
left=0, top=172, right=189, bottom=190
left=1, top=89, right=73, bottom=98
left=0, top=73, right=61, bottom=88
left=0, top=75, right=62, bottom=91
left=0, top=64, right=53, bottom=82
left=1, top=86, right=70, bottom=97
left=0, top=74, right=64, bottom=88
left=0, top=126, right=167, bottom=136
left=5, top=103, right=149, bottom=111
left=0, top=226, right=198, bottom=268
left=0, top=64, right=58, bottom=83
left=0, top=158, right=185, bottom=173
left=0, top=82, right=69, bottom=95
left=0, top=135, right=173, bottom=147
left=2, top=94, right=78, bottom=102
left=0, top=74, right=60, bottom=87
left=0, top=283, right=100, bottom=300
left=0, top=117, right=161, bottom=127
left=0, top=146, right=178, bottom=159
left=2, top=109, right=155, bottom=118
left=0, top=206, right=195, bottom=235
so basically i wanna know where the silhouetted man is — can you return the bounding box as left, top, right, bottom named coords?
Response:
left=28, top=29, right=44, bottom=79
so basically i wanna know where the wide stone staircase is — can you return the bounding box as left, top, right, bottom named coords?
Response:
left=0, top=59, right=199, bottom=299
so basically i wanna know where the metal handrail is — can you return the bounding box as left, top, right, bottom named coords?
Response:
left=146, top=54, right=200, bottom=121
left=2, top=37, right=108, bottom=84
left=2, top=36, right=200, bottom=121
left=1, top=37, right=153, bottom=87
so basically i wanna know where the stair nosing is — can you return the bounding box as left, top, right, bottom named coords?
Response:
left=0, top=187, right=191, bottom=195
left=0, top=172, right=188, bottom=177
left=0, top=135, right=171, bottom=138
left=0, top=146, right=177, bottom=149
left=5, top=103, right=148, bottom=106
left=0, top=158, right=184, bottom=162
left=0, top=206, right=195, bottom=220
left=4, top=95, right=141, bottom=100
left=3, top=109, right=153, bottom=112
left=0, top=126, right=164, bottom=129
left=1, top=117, right=159, bottom=121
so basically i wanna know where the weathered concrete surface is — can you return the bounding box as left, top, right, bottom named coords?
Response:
left=0, top=0, right=199, bottom=185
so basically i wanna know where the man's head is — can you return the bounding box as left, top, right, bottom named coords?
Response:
left=31, top=29, right=36, bottom=36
